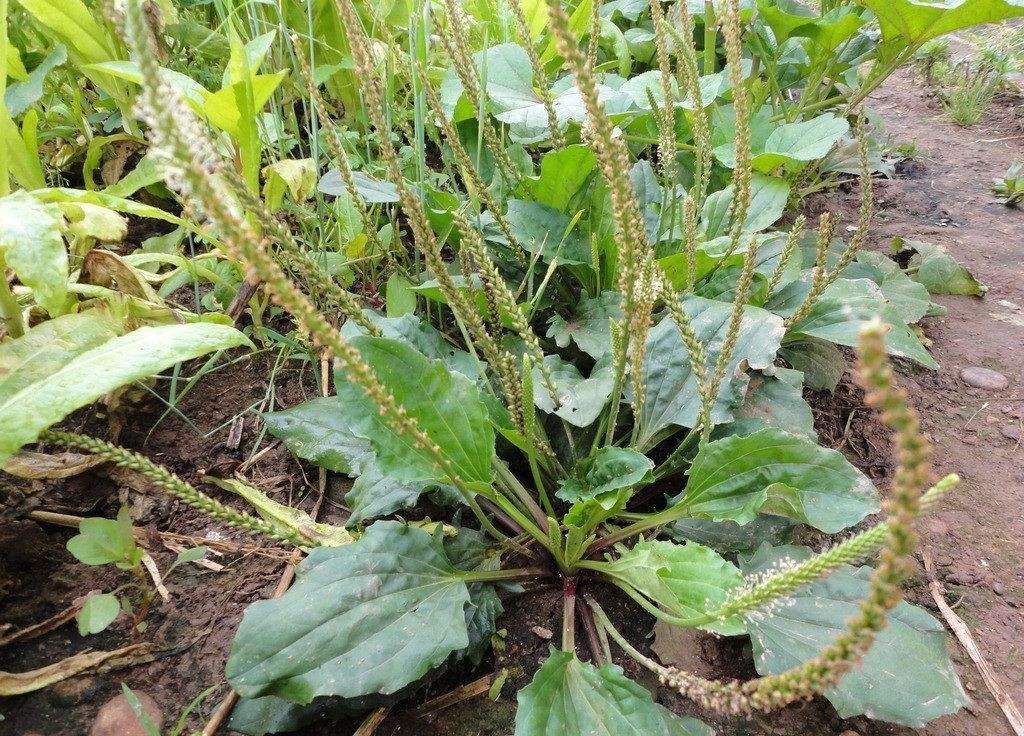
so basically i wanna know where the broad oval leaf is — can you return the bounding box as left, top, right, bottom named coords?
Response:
left=701, top=173, right=791, bottom=238
left=515, top=649, right=713, bottom=736
left=263, top=397, right=372, bottom=475
left=743, top=544, right=969, bottom=727
left=506, top=199, right=590, bottom=265
left=633, top=297, right=784, bottom=447
left=546, top=291, right=621, bottom=360
left=0, top=322, right=250, bottom=463
left=731, top=367, right=817, bottom=439
left=773, top=278, right=938, bottom=369
left=226, top=522, right=472, bottom=704
left=335, top=336, right=495, bottom=490
left=531, top=355, right=614, bottom=428
left=858, top=0, right=1024, bottom=52
left=77, top=592, right=121, bottom=635
left=598, top=539, right=745, bottom=634
left=752, top=113, right=850, bottom=172
left=557, top=446, right=654, bottom=503
left=676, top=428, right=879, bottom=533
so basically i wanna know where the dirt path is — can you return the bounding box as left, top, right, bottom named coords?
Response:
left=865, top=68, right=1024, bottom=736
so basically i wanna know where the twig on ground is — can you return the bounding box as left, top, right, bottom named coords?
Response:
left=354, top=707, right=390, bottom=735
left=0, top=600, right=84, bottom=647
left=414, top=673, right=497, bottom=716
left=923, top=552, right=1024, bottom=736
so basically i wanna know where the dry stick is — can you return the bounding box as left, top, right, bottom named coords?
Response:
left=923, top=552, right=1024, bottom=736
left=354, top=706, right=391, bottom=735
left=226, top=276, right=259, bottom=321
left=413, top=672, right=497, bottom=716
left=201, top=548, right=303, bottom=736
left=0, top=601, right=83, bottom=648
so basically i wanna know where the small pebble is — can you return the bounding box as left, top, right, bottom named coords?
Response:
left=1000, top=425, right=1022, bottom=442
left=90, top=692, right=161, bottom=736
left=961, top=366, right=1009, bottom=391
left=992, top=582, right=1006, bottom=596
left=531, top=626, right=553, bottom=640
left=948, top=570, right=979, bottom=586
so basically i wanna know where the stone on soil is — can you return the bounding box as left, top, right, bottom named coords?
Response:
left=960, top=366, right=1009, bottom=390
left=89, top=691, right=161, bottom=736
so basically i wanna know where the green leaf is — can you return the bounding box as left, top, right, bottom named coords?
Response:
left=77, top=592, right=121, bottom=635
left=5, top=45, right=68, bottom=116
left=848, top=251, right=935, bottom=324
left=263, top=397, right=372, bottom=475
left=857, top=0, right=1024, bottom=54
left=169, top=546, right=209, bottom=571
left=757, top=0, right=817, bottom=42
left=226, top=522, right=472, bottom=704
left=340, top=311, right=477, bottom=378
left=732, top=367, right=816, bottom=438
left=85, top=59, right=210, bottom=105
left=66, top=508, right=139, bottom=567
left=897, top=238, right=987, bottom=295
left=701, top=173, right=791, bottom=237
left=0, top=322, right=251, bottom=464
left=203, top=72, right=287, bottom=136
left=335, top=336, right=494, bottom=490
left=776, top=278, right=938, bottom=369
left=0, top=190, right=69, bottom=316
left=676, top=428, right=879, bottom=532
left=506, top=199, right=589, bottom=265
left=742, top=544, right=969, bottom=727
left=319, top=169, right=400, bottom=204
left=546, top=291, right=621, bottom=359
left=779, top=337, right=847, bottom=392
left=634, top=297, right=784, bottom=446
left=527, top=145, right=598, bottom=212
left=557, top=446, right=654, bottom=503
left=598, top=539, right=745, bottom=634
left=262, top=158, right=316, bottom=212
left=0, top=309, right=121, bottom=405
left=515, top=649, right=713, bottom=736
left=531, top=355, right=614, bottom=428
left=385, top=274, right=416, bottom=317
left=750, top=114, right=850, bottom=172
left=344, top=459, right=437, bottom=527
left=668, top=514, right=795, bottom=556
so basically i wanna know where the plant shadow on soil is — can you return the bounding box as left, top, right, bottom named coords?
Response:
left=2, top=68, right=1023, bottom=736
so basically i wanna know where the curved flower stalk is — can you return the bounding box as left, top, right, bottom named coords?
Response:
left=42, top=430, right=307, bottom=547
left=415, top=60, right=527, bottom=261
left=545, top=0, right=658, bottom=432
left=507, top=0, right=565, bottom=148
left=116, top=0, right=506, bottom=543
left=332, top=0, right=530, bottom=432
left=436, top=0, right=522, bottom=183
left=289, top=33, right=386, bottom=259
left=786, top=120, right=875, bottom=329
left=590, top=320, right=940, bottom=714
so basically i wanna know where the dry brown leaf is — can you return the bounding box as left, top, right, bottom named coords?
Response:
left=2, top=450, right=107, bottom=479
left=0, top=643, right=154, bottom=696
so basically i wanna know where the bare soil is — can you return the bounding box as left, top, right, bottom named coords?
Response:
left=1, top=66, right=1022, bottom=736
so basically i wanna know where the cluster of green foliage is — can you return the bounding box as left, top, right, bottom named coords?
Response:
left=0, top=0, right=1017, bottom=732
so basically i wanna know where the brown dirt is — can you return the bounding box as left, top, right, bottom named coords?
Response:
left=2, top=65, right=1023, bottom=736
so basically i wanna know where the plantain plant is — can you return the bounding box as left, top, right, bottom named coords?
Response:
left=32, top=0, right=994, bottom=732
